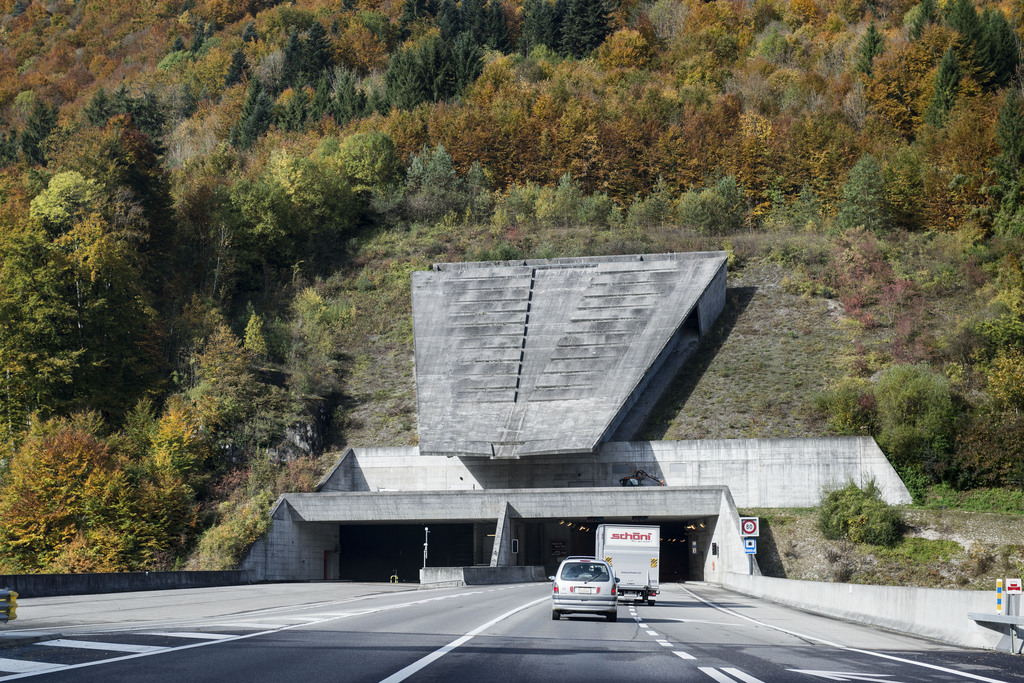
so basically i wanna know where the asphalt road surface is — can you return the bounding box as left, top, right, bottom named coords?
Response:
left=0, top=582, right=1020, bottom=682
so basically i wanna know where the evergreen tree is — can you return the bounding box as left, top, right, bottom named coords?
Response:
left=521, top=0, right=559, bottom=52
left=419, top=35, right=455, bottom=103
left=385, top=46, right=429, bottom=110
left=309, top=75, right=332, bottom=122
left=282, top=27, right=304, bottom=89
left=461, top=0, right=488, bottom=45
left=925, top=47, right=961, bottom=127
left=83, top=87, right=112, bottom=127
left=190, top=24, right=207, bottom=54
left=483, top=0, right=511, bottom=52
left=170, top=35, right=185, bottom=53
left=19, top=100, right=58, bottom=166
left=854, top=23, right=884, bottom=76
left=560, top=0, right=612, bottom=58
left=231, top=80, right=274, bottom=149
left=400, top=0, right=432, bottom=35
left=944, top=0, right=981, bottom=47
left=992, top=89, right=1024, bottom=236
left=976, top=10, right=1020, bottom=91
left=0, top=127, right=16, bottom=165
left=837, top=153, right=888, bottom=233
left=225, top=48, right=247, bottom=87
left=304, top=22, right=333, bottom=76
left=451, top=31, right=484, bottom=94
left=908, top=0, right=937, bottom=40
left=437, top=0, right=463, bottom=41
left=242, top=21, right=258, bottom=43
left=333, top=70, right=367, bottom=125
left=277, top=89, right=308, bottom=132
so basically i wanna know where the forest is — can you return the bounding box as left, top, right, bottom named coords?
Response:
left=0, top=0, right=1022, bottom=573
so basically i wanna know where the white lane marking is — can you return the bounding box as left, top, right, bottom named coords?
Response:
left=723, top=667, right=765, bottom=683
left=789, top=672, right=901, bottom=681
left=38, top=639, right=164, bottom=653
left=700, top=667, right=740, bottom=683
left=656, top=640, right=673, bottom=647
left=0, top=660, right=65, bottom=675
left=674, top=651, right=696, bottom=660
left=0, top=587, right=537, bottom=681
left=682, top=587, right=1005, bottom=683
left=378, top=596, right=548, bottom=683
left=206, top=622, right=293, bottom=630
left=141, top=632, right=234, bottom=640
left=646, top=630, right=659, bottom=636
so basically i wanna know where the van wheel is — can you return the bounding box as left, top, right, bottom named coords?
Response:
left=606, top=612, right=617, bottom=622
left=551, top=611, right=560, bottom=621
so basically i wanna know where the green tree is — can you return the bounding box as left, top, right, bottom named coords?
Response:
left=308, top=75, right=332, bottom=122
left=338, top=131, right=403, bottom=192
left=19, top=99, right=58, bottom=165
left=943, top=0, right=981, bottom=47
left=836, top=153, right=888, bottom=233
left=875, top=363, right=957, bottom=476
left=277, top=89, right=309, bottom=132
left=242, top=21, right=258, bottom=43
left=282, top=27, right=304, bottom=88
left=854, top=23, right=884, bottom=76
left=992, top=89, right=1024, bottom=237
left=976, top=10, right=1020, bottom=91
left=231, top=80, right=274, bottom=149
left=521, top=0, right=559, bottom=52
left=303, top=21, right=333, bottom=76
left=437, top=0, right=463, bottom=41
left=225, top=48, right=247, bottom=87
left=818, top=481, right=903, bottom=547
left=925, top=48, right=961, bottom=127
left=332, top=70, right=367, bottom=124
left=907, top=0, right=937, bottom=40
left=560, top=0, right=612, bottom=58
left=483, top=0, right=510, bottom=52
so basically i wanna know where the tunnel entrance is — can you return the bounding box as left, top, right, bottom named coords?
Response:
left=338, top=523, right=473, bottom=583
left=659, top=521, right=692, bottom=582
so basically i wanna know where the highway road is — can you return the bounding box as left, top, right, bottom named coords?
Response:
left=0, top=582, right=1021, bottom=682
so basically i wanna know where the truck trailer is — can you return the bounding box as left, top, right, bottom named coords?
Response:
left=595, top=524, right=660, bottom=605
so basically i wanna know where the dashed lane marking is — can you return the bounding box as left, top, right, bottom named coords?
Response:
left=206, top=622, right=293, bottom=630
left=656, top=640, right=673, bottom=648
left=673, top=651, right=696, bottom=660
left=699, top=667, right=764, bottom=683
left=38, top=639, right=165, bottom=654
left=722, top=667, right=765, bottom=683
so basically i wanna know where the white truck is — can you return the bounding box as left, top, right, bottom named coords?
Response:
left=595, top=524, right=660, bottom=605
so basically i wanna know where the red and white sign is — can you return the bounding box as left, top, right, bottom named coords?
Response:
left=1007, top=578, right=1023, bottom=594
left=740, top=517, right=759, bottom=537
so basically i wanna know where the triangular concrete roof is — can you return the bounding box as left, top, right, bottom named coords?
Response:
left=411, top=252, right=728, bottom=458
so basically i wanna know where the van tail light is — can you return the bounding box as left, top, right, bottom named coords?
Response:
left=553, top=585, right=559, bottom=593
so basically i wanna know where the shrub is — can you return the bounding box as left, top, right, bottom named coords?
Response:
left=675, top=176, right=745, bottom=234
left=814, top=377, right=876, bottom=434
left=874, top=363, right=957, bottom=474
left=818, top=481, right=904, bottom=547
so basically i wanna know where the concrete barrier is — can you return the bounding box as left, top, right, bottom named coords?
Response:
left=721, top=572, right=1004, bottom=650
left=0, top=571, right=255, bottom=598
left=420, top=566, right=546, bottom=588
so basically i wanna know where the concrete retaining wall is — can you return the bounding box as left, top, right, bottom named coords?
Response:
left=0, top=571, right=254, bottom=598
left=721, top=572, right=1004, bottom=650
left=420, top=566, right=546, bottom=588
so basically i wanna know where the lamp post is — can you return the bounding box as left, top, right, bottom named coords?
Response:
left=423, top=526, right=430, bottom=569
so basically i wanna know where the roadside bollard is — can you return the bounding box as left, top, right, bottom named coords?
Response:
left=0, top=589, right=17, bottom=623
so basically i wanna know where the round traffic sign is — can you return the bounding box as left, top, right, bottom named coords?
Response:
left=741, top=518, right=758, bottom=535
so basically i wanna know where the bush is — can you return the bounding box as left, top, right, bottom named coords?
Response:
left=675, top=176, right=745, bottom=234
left=818, top=481, right=904, bottom=547
left=875, top=363, right=957, bottom=474
left=814, top=377, right=876, bottom=435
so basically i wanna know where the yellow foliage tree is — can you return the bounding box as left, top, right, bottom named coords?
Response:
left=597, top=28, right=653, bottom=70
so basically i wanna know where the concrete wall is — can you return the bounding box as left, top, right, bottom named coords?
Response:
left=241, top=500, right=340, bottom=582
left=721, top=572, right=1005, bottom=650
left=318, top=437, right=910, bottom=507
left=0, top=571, right=253, bottom=598
left=420, top=566, right=546, bottom=588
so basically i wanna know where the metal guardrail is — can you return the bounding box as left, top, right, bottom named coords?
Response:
left=968, top=612, right=1024, bottom=654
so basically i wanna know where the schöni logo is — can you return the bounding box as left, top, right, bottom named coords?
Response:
left=610, top=532, right=651, bottom=541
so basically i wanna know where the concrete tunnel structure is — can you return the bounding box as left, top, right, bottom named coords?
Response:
left=242, top=252, right=911, bottom=584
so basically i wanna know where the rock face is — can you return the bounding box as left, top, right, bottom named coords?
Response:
left=411, top=252, right=728, bottom=459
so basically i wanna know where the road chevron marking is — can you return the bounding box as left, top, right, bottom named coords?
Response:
left=681, top=587, right=1006, bottom=683
left=377, top=596, right=549, bottom=683
left=38, top=639, right=164, bottom=654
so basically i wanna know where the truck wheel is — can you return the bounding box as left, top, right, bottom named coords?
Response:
left=647, top=598, right=656, bottom=606
left=551, top=611, right=560, bottom=621
left=606, top=612, right=617, bottom=622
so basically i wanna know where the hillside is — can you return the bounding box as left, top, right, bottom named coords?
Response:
left=0, top=0, right=1022, bottom=575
